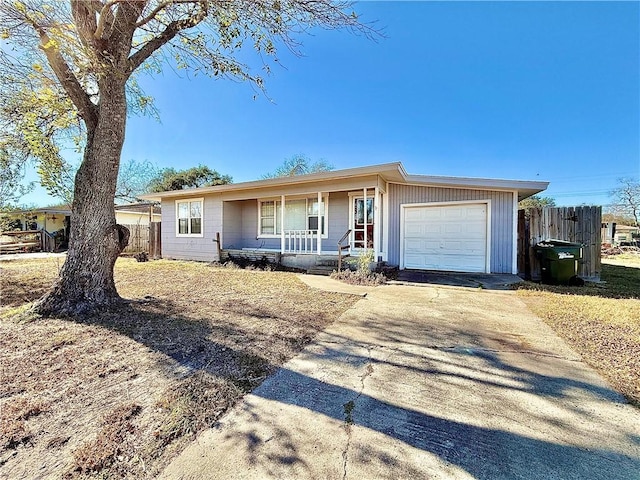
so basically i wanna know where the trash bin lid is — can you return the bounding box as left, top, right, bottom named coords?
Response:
left=535, top=239, right=583, bottom=248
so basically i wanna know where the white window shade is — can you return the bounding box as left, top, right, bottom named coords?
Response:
left=284, top=199, right=306, bottom=231
left=259, top=196, right=329, bottom=237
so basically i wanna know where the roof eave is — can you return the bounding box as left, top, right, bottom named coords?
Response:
left=140, top=162, right=407, bottom=202
left=403, top=174, right=549, bottom=200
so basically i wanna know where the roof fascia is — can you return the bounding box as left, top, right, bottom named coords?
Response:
left=140, top=162, right=406, bottom=202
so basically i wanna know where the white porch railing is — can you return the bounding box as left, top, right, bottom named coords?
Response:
left=284, top=230, right=319, bottom=254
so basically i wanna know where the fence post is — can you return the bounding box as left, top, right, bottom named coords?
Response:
left=149, top=222, right=161, bottom=258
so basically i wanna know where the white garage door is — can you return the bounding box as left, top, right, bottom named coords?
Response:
left=402, top=203, right=488, bottom=272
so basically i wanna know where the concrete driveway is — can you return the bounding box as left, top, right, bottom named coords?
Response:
left=161, top=280, right=640, bottom=479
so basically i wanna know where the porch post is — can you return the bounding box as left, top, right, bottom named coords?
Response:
left=317, top=191, right=322, bottom=255
left=373, top=187, right=380, bottom=261
left=280, top=195, right=285, bottom=253
left=363, top=188, right=367, bottom=252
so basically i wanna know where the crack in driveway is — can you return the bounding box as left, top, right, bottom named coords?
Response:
left=342, top=347, right=374, bottom=480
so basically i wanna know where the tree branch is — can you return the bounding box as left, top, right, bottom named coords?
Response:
left=94, top=0, right=127, bottom=39
left=127, top=3, right=208, bottom=73
left=136, top=0, right=203, bottom=29
left=71, top=0, right=99, bottom=49
left=35, top=28, right=98, bottom=130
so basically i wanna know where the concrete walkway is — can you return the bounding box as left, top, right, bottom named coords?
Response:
left=161, top=283, right=640, bottom=479
left=0, top=252, right=66, bottom=262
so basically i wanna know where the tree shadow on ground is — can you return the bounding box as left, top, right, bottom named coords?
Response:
left=214, top=311, right=640, bottom=480
left=68, top=297, right=280, bottom=392
left=20, top=287, right=639, bottom=480
left=251, top=367, right=640, bottom=480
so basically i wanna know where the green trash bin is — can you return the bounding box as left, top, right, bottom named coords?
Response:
left=533, top=240, right=583, bottom=285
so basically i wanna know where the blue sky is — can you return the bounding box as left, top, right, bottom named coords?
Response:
left=23, top=1, right=640, bottom=208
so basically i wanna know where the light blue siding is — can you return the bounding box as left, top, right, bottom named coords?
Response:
left=387, top=184, right=514, bottom=273
left=220, top=193, right=350, bottom=252
left=161, top=196, right=222, bottom=262
left=326, top=192, right=349, bottom=251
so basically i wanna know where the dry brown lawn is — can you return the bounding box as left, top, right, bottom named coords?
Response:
left=516, top=261, right=640, bottom=406
left=0, top=257, right=360, bottom=479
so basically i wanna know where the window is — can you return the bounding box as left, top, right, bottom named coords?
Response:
left=176, top=198, right=203, bottom=236
left=354, top=198, right=374, bottom=226
left=307, top=198, right=325, bottom=233
left=258, top=197, right=327, bottom=237
left=260, top=201, right=276, bottom=235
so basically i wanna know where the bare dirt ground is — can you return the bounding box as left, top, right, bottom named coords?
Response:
left=0, top=258, right=359, bottom=479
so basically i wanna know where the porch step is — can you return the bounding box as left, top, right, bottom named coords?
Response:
left=316, top=258, right=339, bottom=267
left=307, top=265, right=336, bottom=276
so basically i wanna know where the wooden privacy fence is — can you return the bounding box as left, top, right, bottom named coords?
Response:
left=149, top=222, right=161, bottom=258
left=121, top=222, right=162, bottom=256
left=518, top=206, right=602, bottom=281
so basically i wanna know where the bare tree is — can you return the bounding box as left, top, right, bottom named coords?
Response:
left=116, top=159, right=162, bottom=203
left=610, top=178, right=640, bottom=227
left=261, top=154, right=334, bottom=179
left=0, top=1, right=372, bottom=315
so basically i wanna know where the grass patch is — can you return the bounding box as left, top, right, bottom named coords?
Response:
left=0, top=397, right=49, bottom=450
left=602, top=251, right=640, bottom=268
left=153, top=373, right=242, bottom=447
left=517, top=263, right=640, bottom=406
left=72, top=403, right=142, bottom=475
left=0, top=258, right=360, bottom=479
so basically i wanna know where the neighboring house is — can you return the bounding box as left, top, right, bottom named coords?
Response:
left=1, top=203, right=161, bottom=232
left=2, top=206, right=72, bottom=236
left=1, top=203, right=161, bottom=253
left=142, top=162, right=548, bottom=274
left=113, top=203, right=162, bottom=225
left=614, top=224, right=640, bottom=245
left=602, top=223, right=640, bottom=246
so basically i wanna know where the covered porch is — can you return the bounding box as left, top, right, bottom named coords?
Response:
left=220, top=181, right=387, bottom=267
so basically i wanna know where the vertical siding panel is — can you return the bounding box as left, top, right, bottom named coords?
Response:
left=387, top=184, right=514, bottom=272
left=161, top=195, right=221, bottom=262
left=222, top=201, right=242, bottom=248
left=328, top=192, right=349, bottom=249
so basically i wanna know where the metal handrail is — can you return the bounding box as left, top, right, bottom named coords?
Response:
left=337, top=229, right=352, bottom=271
left=338, top=229, right=351, bottom=246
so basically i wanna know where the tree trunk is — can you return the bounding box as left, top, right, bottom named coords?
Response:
left=33, top=79, right=130, bottom=316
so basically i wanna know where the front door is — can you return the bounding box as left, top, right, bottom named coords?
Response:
left=351, top=196, right=374, bottom=249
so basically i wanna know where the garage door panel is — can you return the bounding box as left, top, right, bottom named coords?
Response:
left=405, top=224, right=425, bottom=236
left=443, top=209, right=465, bottom=220
left=424, top=224, right=444, bottom=234
left=404, top=255, right=427, bottom=268
left=403, top=203, right=488, bottom=273
left=466, top=207, right=487, bottom=219
left=444, top=224, right=463, bottom=235
left=404, top=209, right=425, bottom=221
left=404, top=239, right=424, bottom=251
left=463, top=232, right=486, bottom=242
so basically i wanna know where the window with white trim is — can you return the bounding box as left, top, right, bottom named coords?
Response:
left=260, top=200, right=276, bottom=235
left=176, top=198, right=203, bottom=236
left=258, top=197, right=328, bottom=237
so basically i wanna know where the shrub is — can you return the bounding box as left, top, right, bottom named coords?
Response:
left=356, top=248, right=375, bottom=274
left=331, top=269, right=386, bottom=286
left=134, top=252, right=149, bottom=262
